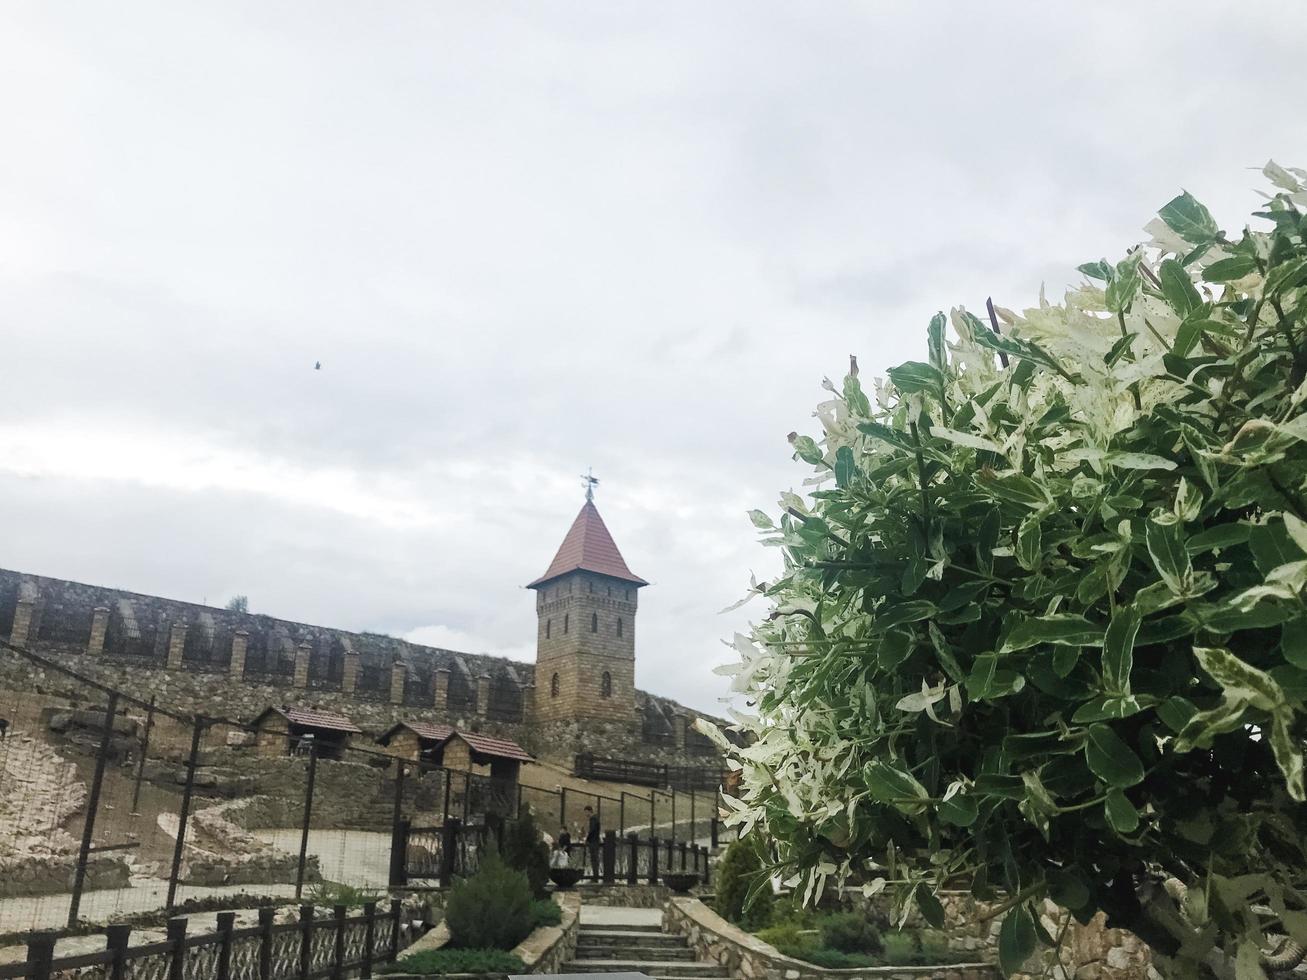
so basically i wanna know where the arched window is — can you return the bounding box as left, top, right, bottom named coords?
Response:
left=551, top=673, right=560, bottom=698
left=617, top=618, right=623, bottom=638
left=590, top=613, right=598, bottom=633
left=546, top=619, right=551, bottom=639
left=588, top=580, right=594, bottom=593
left=564, top=614, right=569, bottom=634
left=601, top=672, right=612, bottom=698
left=606, top=585, right=612, bottom=597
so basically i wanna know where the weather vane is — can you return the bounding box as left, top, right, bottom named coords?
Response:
left=581, top=467, right=599, bottom=502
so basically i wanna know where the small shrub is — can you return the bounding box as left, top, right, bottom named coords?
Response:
left=775, top=945, right=878, bottom=969
left=377, top=948, right=526, bottom=976
left=304, top=881, right=383, bottom=909
left=881, top=931, right=958, bottom=966
left=755, top=922, right=817, bottom=951
left=714, top=837, right=774, bottom=930
left=529, top=899, right=561, bottom=928
left=501, top=808, right=551, bottom=899
left=819, top=912, right=882, bottom=955
left=443, top=851, right=533, bottom=950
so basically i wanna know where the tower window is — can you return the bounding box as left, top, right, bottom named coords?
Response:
left=617, top=618, right=623, bottom=638
left=551, top=672, right=560, bottom=698
left=625, top=589, right=631, bottom=600
left=589, top=580, right=594, bottom=593
left=607, top=585, right=612, bottom=597
left=564, top=614, right=569, bottom=634
left=546, top=619, right=551, bottom=639
left=590, top=613, right=598, bottom=633
left=601, top=671, right=612, bottom=698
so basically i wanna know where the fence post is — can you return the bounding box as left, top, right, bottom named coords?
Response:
left=216, top=911, right=236, bottom=980
left=679, top=840, right=688, bottom=871
left=665, top=837, right=674, bottom=873
left=442, top=769, right=452, bottom=822
left=690, top=791, right=696, bottom=846
left=69, top=691, right=119, bottom=927
left=166, top=917, right=188, bottom=980
left=710, top=817, right=719, bottom=849
left=296, top=744, right=319, bottom=899
left=602, top=830, right=616, bottom=884
left=332, top=905, right=347, bottom=980
left=166, top=716, right=205, bottom=909
left=362, top=901, right=377, bottom=979
left=298, top=905, right=315, bottom=980
left=626, top=833, right=639, bottom=886
left=649, top=793, right=655, bottom=839
left=559, top=787, right=566, bottom=829
left=671, top=790, right=676, bottom=843
left=702, top=847, right=711, bottom=886
left=130, top=696, right=155, bottom=815
left=618, top=793, right=625, bottom=836
left=439, top=818, right=458, bottom=887
left=390, top=899, right=403, bottom=962
left=25, top=932, right=56, bottom=980
left=258, top=906, right=275, bottom=980
left=648, top=833, right=659, bottom=885
left=390, top=818, right=410, bottom=888
left=104, top=924, right=131, bottom=980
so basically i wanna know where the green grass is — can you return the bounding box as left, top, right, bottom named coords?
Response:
left=377, top=948, right=527, bottom=976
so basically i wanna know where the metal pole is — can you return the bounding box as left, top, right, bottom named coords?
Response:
left=649, top=792, right=655, bottom=839
left=391, top=759, right=406, bottom=836
left=442, top=768, right=452, bottom=821
left=690, top=791, right=696, bottom=845
left=559, top=788, right=566, bottom=829
left=129, top=696, right=155, bottom=815
left=166, top=716, right=204, bottom=909
left=671, top=789, right=676, bottom=844
left=69, top=692, right=119, bottom=927
left=619, top=794, right=625, bottom=836
left=295, top=745, right=319, bottom=899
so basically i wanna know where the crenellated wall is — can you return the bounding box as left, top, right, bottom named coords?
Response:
left=0, top=567, right=726, bottom=770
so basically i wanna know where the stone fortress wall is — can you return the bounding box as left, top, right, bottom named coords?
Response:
left=0, top=566, right=726, bottom=768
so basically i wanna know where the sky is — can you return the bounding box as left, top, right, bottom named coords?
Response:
left=1, top=3, right=1305, bottom=715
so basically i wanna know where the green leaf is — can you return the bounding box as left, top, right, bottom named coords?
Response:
left=1047, top=869, right=1090, bottom=911
left=833, top=446, right=857, bottom=488
left=1187, top=523, right=1250, bottom=554
left=1203, top=256, right=1257, bottom=282
left=789, top=434, right=824, bottom=465
left=1105, top=789, right=1141, bottom=834
left=877, top=601, right=937, bottom=629
left=887, top=361, right=945, bottom=395
left=864, top=761, right=929, bottom=814
left=1249, top=520, right=1307, bottom=575
left=1078, top=260, right=1113, bottom=282
left=1283, top=621, right=1307, bottom=670
left=1146, top=515, right=1192, bottom=594
left=878, top=629, right=915, bottom=669
left=747, top=509, right=775, bottom=530
left=1158, top=258, right=1202, bottom=317
left=1102, top=605, right=1142, bottom=696
left=976, top=471, right=1052, bottom=510
left=1158, top=190, right=1220, bottom=245
left=1156, top=696, right=1197, bottom=733
left=1015, top=515, right=1042, bottom=572
left=998, top=904, right=1038, bottom=976
left=1084, top=724, right=1145, bottom=788
left=842, top=374, right=871, bottom=416
left=1072, top=695, right=1146, bottom=723
left=1001, top=615, right=1104, bottom=653
left=914, top=884, right=946, bottom=928
left=937, top=792, right=978, bottom=827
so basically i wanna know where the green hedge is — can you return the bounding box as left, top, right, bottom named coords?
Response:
left=377, top=947, right=526, bottom=976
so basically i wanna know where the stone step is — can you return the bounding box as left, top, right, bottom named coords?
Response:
left=562, top=961, right=727, bottom=977
left=576, top=945, right=697, bottom=961
left=579, top=922, right=664, bottom=933
left=576, top=930, right=686, bottom=948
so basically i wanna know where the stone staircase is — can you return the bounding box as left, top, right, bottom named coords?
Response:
left=565, top=922, right=729, bottom=979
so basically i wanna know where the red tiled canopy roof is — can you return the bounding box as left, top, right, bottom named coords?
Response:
left=527, top=500, right=648, bottom=589
left=262, top=706, right=362, bottom=735
left=452, top=730, right=535, bottom=763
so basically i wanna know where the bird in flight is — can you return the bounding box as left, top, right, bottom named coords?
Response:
left=314, top=361, right=321, bottom=370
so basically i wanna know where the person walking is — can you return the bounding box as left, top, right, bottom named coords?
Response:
left=584, top=805, right=601, bottom=878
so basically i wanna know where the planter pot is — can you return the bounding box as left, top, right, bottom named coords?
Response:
left=549, top=868, right=584, bottom=889
left=663, top=872, right=699, bottom=894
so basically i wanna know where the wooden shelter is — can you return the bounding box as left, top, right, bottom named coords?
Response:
left=376, top=722, right=533, bottom=782
left=250, top=706, right=361, bottom=760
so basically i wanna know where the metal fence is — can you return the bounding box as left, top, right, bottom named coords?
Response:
left=2, top=900, right=422, bottom=980
left=0, top=636, right=727, bottom=941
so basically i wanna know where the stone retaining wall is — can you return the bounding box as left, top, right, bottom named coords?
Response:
left=664, top=897, right=999, bottom=980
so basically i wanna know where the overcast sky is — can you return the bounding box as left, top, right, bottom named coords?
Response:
left=2, top=3, right=1305, bottom=715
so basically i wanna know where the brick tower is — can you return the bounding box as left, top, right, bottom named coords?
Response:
left=528, top=489, right=647, bottom=725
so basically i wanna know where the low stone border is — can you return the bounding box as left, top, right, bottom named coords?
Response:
left=388, top=891, right=580, bottom=977
left=576, top=882, right=670, bottom=907
left=664, top=896, right=999, bottom=980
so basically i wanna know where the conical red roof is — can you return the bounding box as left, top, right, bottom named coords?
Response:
left=528, top=500, right=648, bottom=589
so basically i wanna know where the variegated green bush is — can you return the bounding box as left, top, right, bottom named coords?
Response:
left=705, top=163, right=1307, bottom=978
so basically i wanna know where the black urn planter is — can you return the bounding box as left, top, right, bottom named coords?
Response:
left=663, top=872, right=699, bottom=894
left=549, top=868, right=584, bottom=889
